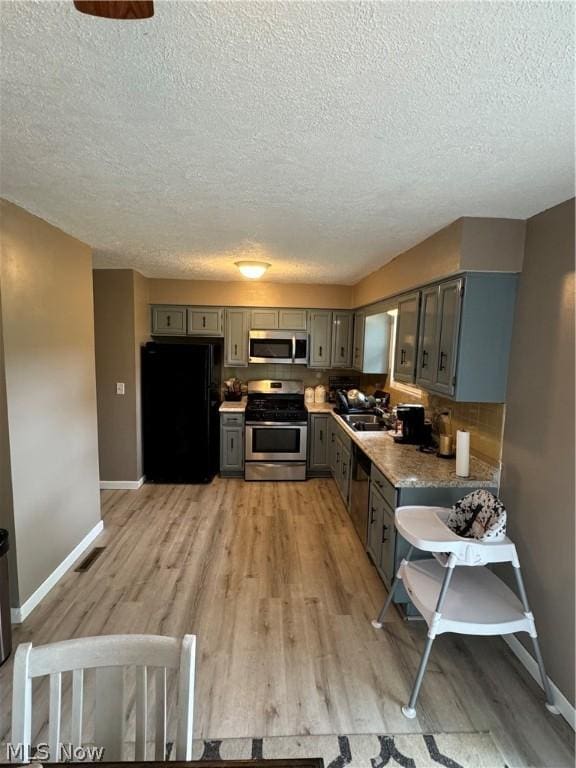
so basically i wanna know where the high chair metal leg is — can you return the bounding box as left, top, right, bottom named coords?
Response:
left=402, top=559, right=456, bottom=719
left=371, top=546, right=413, bottom=629
left=512, top=564, right=559, bottom=714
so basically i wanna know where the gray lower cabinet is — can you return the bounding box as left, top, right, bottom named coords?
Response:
left=307, top=414, right=331, bottom=476
left=224, top=309, right=249, bottom=366
left=220, top=413, right=244, bottom=476
left=151, top=305, right=187, bottom=335
left=328, top=418, right=352, bottom=507
left=187, top=307, right=223, bottom=336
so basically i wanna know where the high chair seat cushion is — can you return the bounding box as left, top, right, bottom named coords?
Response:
left=447, top=490, right=507, bottom=541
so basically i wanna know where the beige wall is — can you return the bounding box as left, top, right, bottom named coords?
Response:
left=352, top=221, right=463, bottom=308
left=352, top=217, right=525, bottom=308
left=148, top=278, right=353, bottom=309
left=93, top=269, right=149, bottom=482
left=499, top=198, right=575, bottom=705
left=0, top=200, right=101, bottom=605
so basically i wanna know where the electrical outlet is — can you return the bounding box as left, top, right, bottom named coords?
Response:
left=116, top=382, right=125, bottom=395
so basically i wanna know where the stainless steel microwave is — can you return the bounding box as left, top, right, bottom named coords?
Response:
left=248, top=330, right=308, bottom=365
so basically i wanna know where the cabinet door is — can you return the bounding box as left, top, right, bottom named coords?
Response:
left=220, top=426, right=243, bottom=472
left=331, top=311, right=353, bottom=368
left=328, top=420, right=338, bottom=475
left=415, top=286, right=440, bottom=387
left=308, top=414, right=329, bottom=472
left=250, top=309, right=278, bottom=329
left=225, top=309, right=249, bottom=366
left=379, top=501, right=396, bottom=589
left=278, top=309, right=307, bottom=330
left=434, top=279, right=463, bottom=395
left=367, top=486, right=384, bottom=566
left=339, top=442, right=351, bottom=506
left=352, top=313, right=365, bottom=370
left=151, top=306, right=187, bottom=335
left=394, top=292, right=420, bottom=383
left=308, top=311, right=332, bottom=368
left=187, top=308, right=223, bottom=336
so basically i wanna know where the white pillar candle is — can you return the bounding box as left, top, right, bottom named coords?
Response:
left=456, top=430, right=470, bottom=477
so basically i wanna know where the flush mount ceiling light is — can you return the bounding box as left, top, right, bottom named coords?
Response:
left=235, top=261, right=271, bottom=279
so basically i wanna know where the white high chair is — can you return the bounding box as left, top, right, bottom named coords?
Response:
left=371, top=505, right=559, bottom=719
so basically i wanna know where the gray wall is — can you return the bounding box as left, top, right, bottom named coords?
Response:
left=500, top=197, right=575, bottom=705
left=93, top=269, right=149, bottom=482
left=0, top=200, right=101, bottom=605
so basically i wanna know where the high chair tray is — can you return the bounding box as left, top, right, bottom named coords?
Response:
left=402, top=560, right=530, bottom=636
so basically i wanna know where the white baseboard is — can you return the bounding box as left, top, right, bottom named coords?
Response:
left=11, top=520, right=104, bottom=624
left=100, top=476, right=145, bottom=490
left=503, top=634, right=575, bottom=730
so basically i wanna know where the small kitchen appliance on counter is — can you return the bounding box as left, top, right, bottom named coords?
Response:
left=245, top=380, right=308, bottom=481
left=394, top=404, right=426, bottom=445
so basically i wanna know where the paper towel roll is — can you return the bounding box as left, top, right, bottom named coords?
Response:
left=456, top=430, right=470, bottom=477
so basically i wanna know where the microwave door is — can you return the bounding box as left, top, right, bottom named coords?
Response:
left=249, top=337, right=293, bottom=364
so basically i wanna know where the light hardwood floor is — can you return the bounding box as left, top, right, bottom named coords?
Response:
left=0, top=478, right=573, bottom=766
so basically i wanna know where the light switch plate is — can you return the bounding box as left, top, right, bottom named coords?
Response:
left=116, top=382, right=125, bottom=395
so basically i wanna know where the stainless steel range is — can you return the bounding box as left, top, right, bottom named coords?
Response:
left=245, top=380, right=307, bottom=481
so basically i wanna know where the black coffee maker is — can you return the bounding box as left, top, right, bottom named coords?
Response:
left=394, top=404, right=425, bottom=444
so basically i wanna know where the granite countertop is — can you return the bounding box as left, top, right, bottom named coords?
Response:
left=219, top=398, right=247, bottom=412
left=305, top=401, right=336, bottom=413
left=331, top=412, right=499, bottom=489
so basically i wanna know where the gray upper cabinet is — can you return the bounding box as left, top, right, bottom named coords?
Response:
left=187, top=307, right=223, bottom=336
left=224, top=309, right=249, bottom=366
left=151, top=305, right=187, bottom=335
left=307, top=414, right=330, bottom=475
left=434, top=279, right=462, bottom=395
left=394, top=291, right=420, bottom=382
left=352, top=313, right=365, bottom=370
left=354, top=311, right=392, bottom=374
left=250, top=309, right=279, bottom=329
left=308, top=311, right=332, bottom=368
left=278, top=309, right=307, bottom=330
left=331, top=311, right=353, bottom=368
left=415, top=286, right=440, bottom=388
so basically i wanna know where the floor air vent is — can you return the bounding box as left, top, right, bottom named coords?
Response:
left=75, top=546, right=105, bottom=572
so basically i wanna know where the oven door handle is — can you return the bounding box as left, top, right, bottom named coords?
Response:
left=246, top=421, right=308, bottom=427
left=292, top=335, right=296, bottom=364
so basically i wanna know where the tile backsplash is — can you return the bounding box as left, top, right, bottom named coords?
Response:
left=222, top=364, right=352, bottom=389
left=361, top=377, right=505, bottom=467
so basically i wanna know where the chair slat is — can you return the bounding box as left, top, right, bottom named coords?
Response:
left=48, top=672, right=62, bottom=761
left=11, top=643, right=33, bottom=755
left=95, top=667, right=124, bottom=761
left=155, top=667, right=167, bottom=760
left=135, top=666, right=148, bottom=760
left=175, top=635, right=196, bottom=760
left=71, top=669, right=84, bottom=749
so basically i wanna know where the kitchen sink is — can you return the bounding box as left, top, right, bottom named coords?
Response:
left=339, top=413, right=388, bottom=431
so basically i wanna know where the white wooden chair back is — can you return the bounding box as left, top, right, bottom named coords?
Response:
left=11, top=634, right=195, bottom=762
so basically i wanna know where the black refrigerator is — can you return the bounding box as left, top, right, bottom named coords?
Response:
left=142, top=341, right=222, bottom=483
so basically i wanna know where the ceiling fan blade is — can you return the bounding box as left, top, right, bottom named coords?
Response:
left=73, top=1, right=154, bottom=19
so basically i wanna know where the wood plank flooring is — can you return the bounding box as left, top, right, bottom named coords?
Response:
left=0, top=478, right=573, bottom=766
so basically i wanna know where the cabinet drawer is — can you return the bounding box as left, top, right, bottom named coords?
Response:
left=221, top=413, right=244, bottom=426
left=151, top=306, right=187, bottom=335
left=370, top=465, right=396, bottom=509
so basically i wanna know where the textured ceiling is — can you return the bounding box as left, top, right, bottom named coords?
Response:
left=1, top=1, right=574, bottom=284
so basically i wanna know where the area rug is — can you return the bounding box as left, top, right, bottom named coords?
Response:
left=189, top=732, right=506, bottom=767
